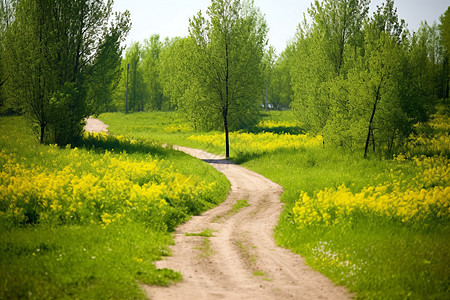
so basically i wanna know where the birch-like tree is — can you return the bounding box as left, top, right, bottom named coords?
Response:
left=187, top=0, right=268, bottom=157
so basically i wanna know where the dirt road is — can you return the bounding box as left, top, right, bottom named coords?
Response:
left=84, top=116, right=109, bottom=133
left=84, top=118, right=351, bottom=300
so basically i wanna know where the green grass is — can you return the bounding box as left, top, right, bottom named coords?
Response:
left=0, top=115, right=229, bottom=299
left=185, top=228, right=215, bottom=237
left=252, top=270, right=265, bottom=276
left=231, top=199, right=250, bottom=213
left=99, top=110, right=299, bottom=158
left=98, top=110, right=450, bottom=299
left=194, top=238, right=214, bottom=258
left=0, top=223, right=180, bottom=299
left=241, top=147, right=449, bottom=299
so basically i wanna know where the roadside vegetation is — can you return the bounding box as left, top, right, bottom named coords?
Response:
left=99, top=105, right=449, bottom=299
left=0, top=116, right=229, bottom=299
left=1, top=0, right=449, bottom=299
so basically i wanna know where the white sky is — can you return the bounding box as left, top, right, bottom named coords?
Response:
left=113, top=0, right=449, bottom=54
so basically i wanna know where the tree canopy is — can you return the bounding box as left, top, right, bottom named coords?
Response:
left=290, top=0, right=447, bottom=156
left=182, top=0, right=268, bottom=157
left=1, top=0, right=130, bottom=144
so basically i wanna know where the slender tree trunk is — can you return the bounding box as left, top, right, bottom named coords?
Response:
left=224, top=42, right=230, bottom=158
left=364, top=85, right=381, bottom=158
left=265, top=80, right=268, bottom=111
left=223, top=108, right=229, bottom=158
left=40, top=123, right=45, bottom=144
left=371, top=127, right=375, bottom=152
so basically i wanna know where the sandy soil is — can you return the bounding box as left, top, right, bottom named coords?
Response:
left=84, top=118, right=351, bottom=300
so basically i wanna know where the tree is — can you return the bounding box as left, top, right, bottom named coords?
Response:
left=2, top=0, right=129, bottom=144
left=87, top=11, right=130, bottom=114
left=141, top=34, right=167, bottom=110
left=0, top=0, right=15, bottom=110
left=268, top=43, right=294, bottom=110
left=125, top=42, right=146, bottom=112
left=262, top=45, right=276, bottom=111
left=440, top=7, right=450, bottom=100
left=188, top=0, right=268, bottom=158
left=290, top=0, right=369, bottom=135
left=323, top=0, right=411, bottom=156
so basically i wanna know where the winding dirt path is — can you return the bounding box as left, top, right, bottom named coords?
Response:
left=85, top=118, right=351, bottom=300
left=84, top=116, right=109, bottom=133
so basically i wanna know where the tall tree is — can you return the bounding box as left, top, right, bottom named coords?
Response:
left=262, top=45, right=276, bottom=111
left=125, top=42, right=146, bottom=112
left=87, top=11, right=130, bottom=113
left=440, top=7, right=450, bottom=100
left=269, top=43, right=294, bottom=110
left=323, top=0, right=409, bottom=156
left=142, top=34, right=166, bottom=110
left=290, top=0, right=369, bottom=135
left=0, top=0, right=15, bottom=110
left=188, top=0, right=268, bottom=158
left=2, top=0, right=129, bottom=144
left=159, top=36, right=205, bottom=125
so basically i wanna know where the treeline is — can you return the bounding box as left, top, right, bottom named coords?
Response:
left=1, top=0, right=449, bottom=155
left=107, top=35, right=171, bottom=112
left=111, top=35, right=294, bottom=115
left=288, top=0, right=450, bottom=156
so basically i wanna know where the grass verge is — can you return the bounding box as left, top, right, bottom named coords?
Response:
left=98, top=110, right=450, bottom=299
left=0, top=116, right=229, bottom=299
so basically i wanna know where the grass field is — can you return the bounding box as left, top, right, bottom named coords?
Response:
left=99, top=108, right=450, bottom=299
left=1, top=108, right=448, bottom=299
left=0, top=116, right=229, bottom=299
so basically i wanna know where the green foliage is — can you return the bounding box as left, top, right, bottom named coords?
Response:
left=440, top=7, right=450, bottom=100
left=1, top=0, right=130, bottom=145
left=268, top=44, right=294, bottom=110
left=231, top=199, right=250, bottom=213
left=142, top=35, right=168, bottom=110
left=0, top=0, right=14, bottom=112
left=111, top=36, right=171, bottom=113
left=124, top=42, right=146, bottom=112
left=290, top=0, right=445, bottom=156
left=186, top=0, right=268, bottom=157
left=290, top=0, right=369, bottom=135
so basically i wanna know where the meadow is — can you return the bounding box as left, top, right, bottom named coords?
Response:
left=99, top=107, right=450, bottom=299
left=0, top=116, right=229, bottom=299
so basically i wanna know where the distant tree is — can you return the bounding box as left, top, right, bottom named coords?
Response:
left=142, top=34, right=167, bottom=110
left=188, top=0, right=268, bottom=158
left=440, top=7, right=450, bottom=100
left=269, top=43, right=294, bottom=110
left=113, top=42, right=147, bottom=113
left=159, top=37, right=208, bottom=126
left=398, top=21, right=441, bottom=125
left=127, top=42, right=145, bottom=112
left=262, top=45, right=276, bottom=111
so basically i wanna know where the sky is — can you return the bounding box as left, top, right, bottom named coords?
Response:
left=112, top=0, right=449, bottom=54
